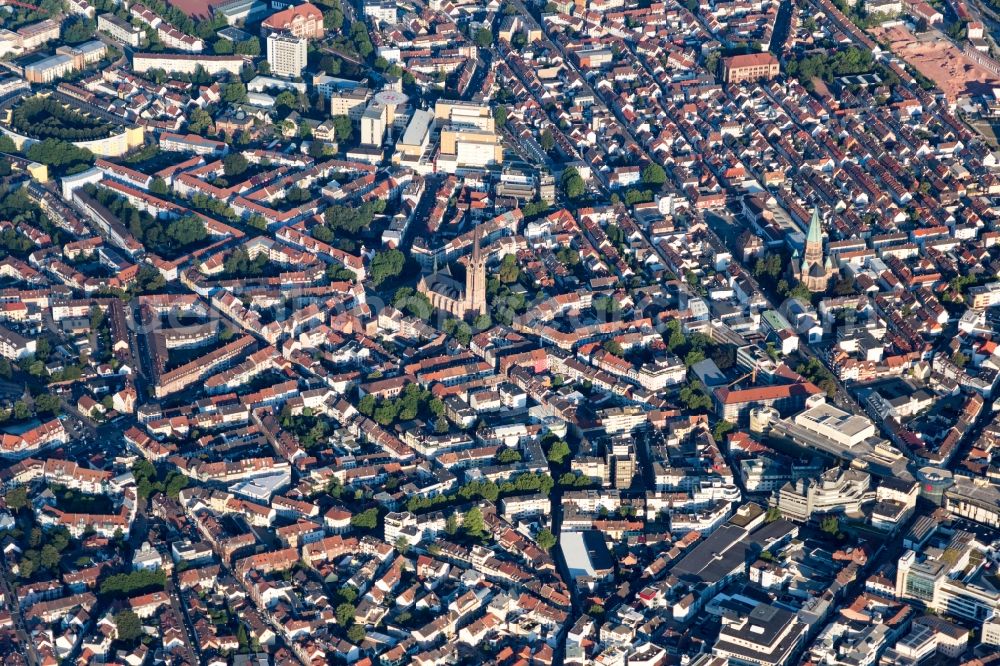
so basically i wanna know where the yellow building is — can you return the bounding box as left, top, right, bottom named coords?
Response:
left=434, top=99, right=502, bottom=173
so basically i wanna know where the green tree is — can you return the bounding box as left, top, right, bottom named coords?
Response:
left=493, top=106, right=508, bottom=127
left=223, top=81, right=247, bottom=104
left=18, top=555, right=35, bottom=579
left=540, top=129, right=555, bottom=152
left=561, top=168, right=585, bottom=199
left=712, top=420, right=734, bottom=442
left=166, top=214, right=207, bottom=247
left=370, top=249, right=404, bottom=286
left=496, top=448, right=522, bottom=464
left=603, top=340, right=623, bottom=356
left=39, top=544, right=59, bottom=570
left=4, top=487, right=28, bottom=511
left=100, top=570, right=166, bottom=599
left=350, top=22, right=373, bottom=58
left=679, top=381, right=712, bottom=412
left=115, top=610, right=142, bottom=641
left=63, top=17, right=96, bottom=44
left=546, top=439, right=571, bottom=465
left=475, top=27, right=493, bottom=47
left=34, top=394, right=60, bottom=417
left=335, top=602, right=356, bottom=627
left=351, top=507, right=378, bottom=529
left=820, top=515, right=841, bottom=537
left=462, top=506, right=485, bottom=537
left=187, top=108, right=213, bottom=135
left=323, top=3, right=344, bottom=31
left=25, top=139, right=94, bottom=174
left=536, top=528, right=556, bottom=551
left=149, top=177, right=168, bottom=196
left=12, top=402, right=29, bottom=421
left=324, top=202, right=374, bottom=233
left=347, top=624, right=366, bottom=644
left=331, top=115, right=353, bottom=142
left=498, top=254, right=519, bottom=284
left=165, top=473, right=188, bottom=499
left=764, top=506, right=782, bottom=523
left=223, top=153, right=249, bottom=177
left=473, top=313, right=491, bottom=330
left=642, top=163, right=667, bottom=185
left=236, top=37, right=260, bottom=55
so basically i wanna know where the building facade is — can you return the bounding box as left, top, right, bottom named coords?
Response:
left=721, top=53, right=780, bottom=85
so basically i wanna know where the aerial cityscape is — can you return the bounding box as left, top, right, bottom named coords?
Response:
left=2, top=0, right=1000, bottom=664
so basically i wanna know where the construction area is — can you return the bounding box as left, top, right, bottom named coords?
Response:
left=872, top=24, right=1000, bottom=101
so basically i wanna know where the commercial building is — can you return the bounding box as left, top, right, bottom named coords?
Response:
left=983, top=618, right=1000, bottom=647
left=765, top=402, right=875, bottom=456
left=560, top=530, right=613, bottom=582
left=896, top=540, right=1000, bottom=622
left=331, top=87, right=372, bottom=121
left=712, top=603, right=807, bottom=666
left=606, top=438, right=636, bottom=489
left=435, top=101, right=504, bottom=172
left=944, top=476, right=1000, bottom=528
left=267, top=33, right=307, bottom=79
left=394, top=108, right=434, bottom=162
left=792, top=403, right=876, bottom=447
left=775, top=466, right=871, bottom=522
left=669, top=504, right=797, bottom=621
left=360, top=101, right=388, bottom=146
left=721, top=53, right=780, bottom=85
left=883, top=616, right=968, bottom=664
left=312, top=74, right=360, bottom=100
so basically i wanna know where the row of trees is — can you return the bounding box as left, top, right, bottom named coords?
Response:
left=357, top=383, right=444, bottom=427
left=404, top=472, right=555, bottom=512
left=87, top=185, right=207, bottom=258
left=24, top=139, right=94, bottom=177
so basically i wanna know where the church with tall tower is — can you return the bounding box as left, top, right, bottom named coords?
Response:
left=791, top=206, right=833, bottom=293
left=417, top=223, right=488, bottom=319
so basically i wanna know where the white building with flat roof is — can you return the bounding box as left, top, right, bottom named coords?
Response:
left=793, top=403, right=876, bottom=449
left=267, top=32, right=307, bottom=78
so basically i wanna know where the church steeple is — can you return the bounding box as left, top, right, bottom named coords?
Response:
left=466, top=223, right=487, bottom=318
left=794, top=205, right=833, bottom=293
left=803, top=206, right=824, bottom=268
left=806, top=206, right=822, bottom=246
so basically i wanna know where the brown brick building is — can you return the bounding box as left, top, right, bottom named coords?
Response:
left=721, top=53, right=780, bottom=84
